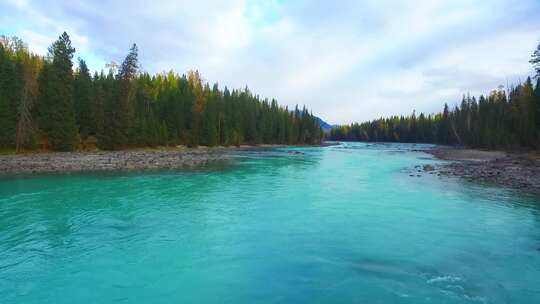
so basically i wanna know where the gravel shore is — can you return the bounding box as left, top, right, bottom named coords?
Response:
left=0, top=144, right=333, bottom=175
left=424, top=147, right=540, bottom=194
left=0, top=148, right=234, bottom=175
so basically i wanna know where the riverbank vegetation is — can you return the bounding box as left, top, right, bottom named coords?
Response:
left=0, top=33, right=323, bottom=152
left=329, top=42, right=540, bottom=149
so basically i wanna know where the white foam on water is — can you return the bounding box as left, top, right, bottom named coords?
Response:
left=427, top=275, right=463, bottom=284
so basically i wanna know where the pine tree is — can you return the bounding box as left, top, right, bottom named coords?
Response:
left=2, top=34, right=325, bottom=152
left=108, top=44, right=138, bottom=149
left=530, top=42, right=540, bottom=78
left=202, top=86, right=219, bottom=146
left=521, top=77, right=536, bottom=145
left=535, top=79, right=540, bottom=134
left=100, top=70, right=117, bottom=149
left=37, top=32, right=78, bottom=151
left=91, top=72, right=106, bottom=142
left=0, top=46, right=23, bottom=147
left=74, top=59, right=93, bottom=139
left=187, top=70, right=205, bottom=147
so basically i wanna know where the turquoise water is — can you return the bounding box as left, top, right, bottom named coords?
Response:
left=1, top=142, right=539, bottom=303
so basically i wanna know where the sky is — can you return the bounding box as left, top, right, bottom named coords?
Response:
left=1, top=0, right=540, bottom=124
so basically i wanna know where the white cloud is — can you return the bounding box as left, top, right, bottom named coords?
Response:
left=18, top=30, right=53, bottom=55
left=2, top=0, right=539, bottom=124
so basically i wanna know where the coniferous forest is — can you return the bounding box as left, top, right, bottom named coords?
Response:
left=329, top=42, right=540, bottom=149
left=0, top=33, right=323, bottom=152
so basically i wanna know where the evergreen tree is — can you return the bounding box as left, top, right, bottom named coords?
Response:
left=91, top=72, right=106, bottom=142
left=530, top=42, right=540, bottom=141
left=1, top=34, right=323, bottom=152
left=74, top=59, right=93, bottom=138
left=188, top=70, right=205, bottom=147
left=202, top=84, right=219, bottom=146
left=530, top=42, right=540, bottom=78
left=0, top=45, right=23, bottom=147
left=108, top=44, right=138, bottom=149
left=37, top=32, right=77, bottom=151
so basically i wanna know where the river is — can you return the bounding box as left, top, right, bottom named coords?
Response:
left=1, top=142, right=539, bottom=303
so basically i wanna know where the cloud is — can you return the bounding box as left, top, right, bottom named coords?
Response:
left=1, top=0, right=539, bottom=124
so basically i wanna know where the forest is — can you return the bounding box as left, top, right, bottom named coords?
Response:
left=329, top=43, right=540, bottom=149
left=0, top=32, right=323, bottom=152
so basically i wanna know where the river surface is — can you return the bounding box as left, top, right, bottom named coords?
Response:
left=1, top=142, right=539, bottom=303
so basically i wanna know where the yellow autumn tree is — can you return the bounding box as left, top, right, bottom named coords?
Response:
left=187, top=70, right=205, bottom=146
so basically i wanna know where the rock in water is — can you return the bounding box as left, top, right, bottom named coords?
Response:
left=423, top=164, right=435, bottom=172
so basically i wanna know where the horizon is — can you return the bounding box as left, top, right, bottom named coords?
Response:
left=1, top=0, right=540, bottom=124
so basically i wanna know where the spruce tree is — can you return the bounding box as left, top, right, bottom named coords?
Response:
left=187, top=70, right=205, bottom=147
left=37, top=32, right=78, bottom=151
left=0, top=47, right=23, bottom=147
left=92, top=72, right=106, bottom=142
left=74, top=59, right=93, bottom=139
left=2, top=34, right=326, bottom=152
left=535, top=79, right=540, bottom=134
left=109, top=44, right=138, bottom=149
left=530, top=42, right=540, bottom=78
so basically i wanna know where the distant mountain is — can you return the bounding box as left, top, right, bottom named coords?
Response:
left=317, top=117, right=333, bottom=131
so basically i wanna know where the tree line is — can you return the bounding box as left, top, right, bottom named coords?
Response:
left=0, top=32, right=323, bottom=152
left=329, top=43, right=540, bottom=149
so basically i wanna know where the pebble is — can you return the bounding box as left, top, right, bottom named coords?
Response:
left=421, top=153, right=540, bottom=193
left=0, top=150, right=230, bottom=174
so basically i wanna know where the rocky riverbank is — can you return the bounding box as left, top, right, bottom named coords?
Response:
left=0, top=144, right=322, bottom=175
left=0, top=148, right=236, bottom=175
left=422, top=147, right=540, bottom=194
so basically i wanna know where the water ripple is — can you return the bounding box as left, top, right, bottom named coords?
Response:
left=0, top=143, right=539, bottom=303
